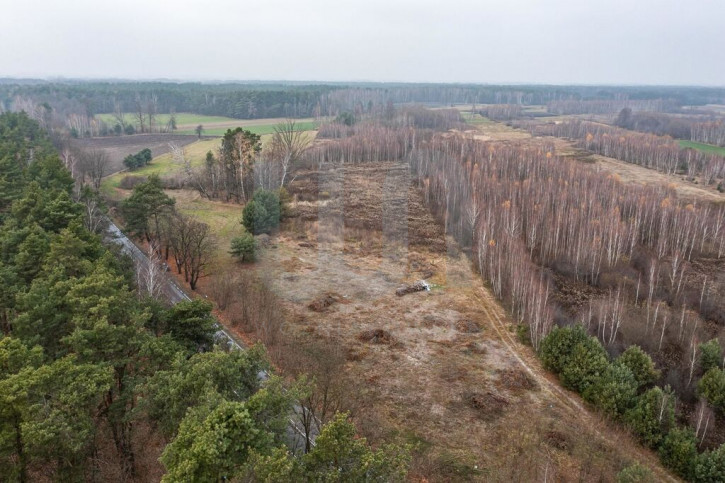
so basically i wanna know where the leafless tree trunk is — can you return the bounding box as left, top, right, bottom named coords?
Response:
left=134, top=94, right=146, bottom=133
left=185, top=220, right=215, bottom=290
left=147, top=94, right=158, bottom=133
left=79, top=149, right=109, bottom=190
left=138, top=244, right=164, bottom=299
left=271, top=119, right=311, bottom=188
left=113, top=99, right=126, bottom=131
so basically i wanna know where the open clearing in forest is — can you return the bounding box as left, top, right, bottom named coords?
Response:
left=71, top=133, right=199, bottom=176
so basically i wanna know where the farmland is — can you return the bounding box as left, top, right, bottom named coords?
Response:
left=96, top=112, right=319, bottom=136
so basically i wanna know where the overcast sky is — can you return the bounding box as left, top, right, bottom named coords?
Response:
left=0, top=0, right=722, bottom=85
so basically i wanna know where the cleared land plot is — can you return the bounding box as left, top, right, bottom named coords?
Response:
left=71, top=133, right=199, bottom=176
left=217, top=161, right=672, bottom=481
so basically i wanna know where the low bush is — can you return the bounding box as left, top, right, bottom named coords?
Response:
left=659, top=427, right=697, bottom=479
left=230, top=233, right=257, bottom=262
left=242, top=189, right=282, bottom=235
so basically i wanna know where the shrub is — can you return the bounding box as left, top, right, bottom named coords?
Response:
left=278, top=187, right=292, bottom=217
left=583, top=362, right=638, bottom=419
left=695, top=443, right=725, bottom=482
left=123, top=148, right=153, bottom=171
left=699, top=339, right=723, bottom=374
left=560, top=338, right=609, bottom=394
left=616, top=463, right=655, bottom=483
left=540, top=325, right=610, bottom=394
left=242, top=189, right=281, bottom=235
left=658, top=427, right=697, bottom=479
left=625, top=386, right=676, bottom=448
left=230, top=233, right=257, bottom=262
left=698, top=367, right=725, bottom=411
left=617, top=345, right=660, bottom=388
left=119, top=175, right=148, bottom=190
left=540, top=325, right=591, bottom=374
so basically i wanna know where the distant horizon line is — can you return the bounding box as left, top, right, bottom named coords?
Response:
left=1, top=76, right=724, bottom=89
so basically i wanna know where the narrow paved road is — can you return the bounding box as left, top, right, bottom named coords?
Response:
left=105, top=219, right=315, bottom=452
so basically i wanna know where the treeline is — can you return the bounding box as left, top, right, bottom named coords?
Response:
left=304, top=107, right=466, bottom=168
left=4, top=81, right=725, bottom=134
left=0, top=112, right=410, bottom=481
left=546, top=98, right=679, bottom=115
left=614, top=108, right=725, bottom=147
left=538, top=119, right=725, bottom=184
left=476, top=104, right=523, bottom=121
left=692, top=120, right=725, bottom=147
left=614, top=108, right=697, bottom=139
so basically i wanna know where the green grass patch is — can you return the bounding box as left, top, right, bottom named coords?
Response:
left=101, top=138, right=221, bottom=198
left=96, top=112, right=240, bottom=127
left=679, top=140, right=725, bottom=157
left=175, top=121, right=318, bottom=137
left=461, top=111, right=494, bottom=125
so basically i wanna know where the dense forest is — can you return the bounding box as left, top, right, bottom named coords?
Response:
left=0, top=112, right=410, bottom=481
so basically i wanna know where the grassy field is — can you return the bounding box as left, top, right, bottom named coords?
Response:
left=96, top=112, right=318, bottom=138
left=461, top=111, right=494, bottom=125
left=171, top=190, right=243, bottom=264
left=100, top=138, right=243, bottom=262
left=679, top=140, right=725, bottom=156
left=96, top=112, right=239, bottom=127
left=175, top=120, right=318, bottom=137
left=100, top=138, right=221, bottom=197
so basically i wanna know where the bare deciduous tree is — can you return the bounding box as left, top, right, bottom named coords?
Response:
left=185, top=220, right=215, bottom=290
left=134, top=93, right=146, bottom=133
left=137, top=244, right=164, bottom=299
left=271, top=119, right=311, bottom=187
left=78, top=149, right=109, bottom=190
